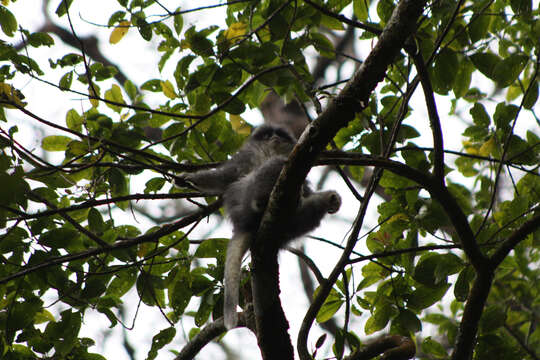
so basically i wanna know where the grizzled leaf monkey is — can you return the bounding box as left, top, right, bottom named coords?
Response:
left=178, top=125, right=341, bottom=329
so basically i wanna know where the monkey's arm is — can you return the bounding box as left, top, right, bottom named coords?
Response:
left=181, top=150, right=257, bottom=194
left=181, top=166, right=239, bottom=194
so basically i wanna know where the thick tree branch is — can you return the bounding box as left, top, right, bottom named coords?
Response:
left=345, top=335, right=416, bottom=360
left=250, top=249, right=295, bottom=359
left=175, top=315, right=254, bottom=360
left=250, top=1, right=429, bottom=359
left=490, top=213, right=540, bottom=267
left=451, top=270, right=494, bottom=360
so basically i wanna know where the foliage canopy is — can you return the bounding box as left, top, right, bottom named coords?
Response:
left=0, top=0, right=538, bottom=359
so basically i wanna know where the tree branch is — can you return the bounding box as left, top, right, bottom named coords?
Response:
left=408, top=47, right=445, bottom=183
left=345, top=335, right=416, bottom=360
left=0, top=200, right=221, bottom=284
left=451, top=270, right=494, bottom=360
left=250, top=1, right=429, bottom=359
left=490, top=213, right=540, bottom=267
left=174, top=315, right=254, bottom=360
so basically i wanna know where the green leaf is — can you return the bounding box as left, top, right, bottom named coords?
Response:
left=194, top=291, right=214, bottom=326
left=6, top=297, right=43, bottom=335
left=144, top=177, right=166, bottom=193
left=0, top=172, right=29, bottom=207
left=432, top=48, right=458, bottom=94
left=333, top=329, right=345, bottom=359
left=353, top=0, right=370, bottom=21
left=470, top=52, right=501, bottom=81
left=414, top=253, right=463, bottom=287
left=66, top=109, right=83, bottom=131
left=0, top=6, right=17, bottom=37
left=422, top=337, right=447, bottom=358
left=310, top=32, right=335, bottom=59
left=49, top=310, right=81, bottom=355
left=147, top=327, right=176, bottom=360
left=136, top=273, right=165, bottom=306
left=479, top=305, right=506, bottom=333
left=408, top=282, right=450, bottom=311
left=475, top=334, right=523, bottom=360
left=107, top=168, right=129, bottom=209
left=27, top=32, right=55, bottom=47
left=493, top=53, right=528, bottom=87
left=81, top=277, right=108, bottom=299
left=0, top=226, right=28, bottom=253
left=394, top=309, right=422, bottom=333
left=108, top=10, right=126, bottom=26
left=41, top=135, right=73, bottom=151
left=377, top=0, right=395, bottom=23
left=168, top=267, right=192, bottom=316
left=523, top=81, right=538, bottom=109
left=88, top=208, right=106, bottom=233
left=510, top=0, right=532, bottom=15
left=364, top=303, right=395, bottom=334
left=468, top=11, right=491, bottom=43
left=59, top=71, right=73, bottom=90
left=107, top=268, right=137, bottom=297
left=320, top=14, right=345, bottom=30
left=38, top=228, right=80, bottom=249
left=470, top=103, right=490, bottom=127
left=184, top=26, right=214, bottom=56
left=493, top=102, right=518, bottom=130
left=194, top=238, right=228, bottom=259
left=453, top=59, right=474, bottom=98
left=55, top=0, right=74, bottom=17
left=124, top=79, right=138, bottom=100
left=173, top=8, right=184, bottom=35
left=141, top=79, right=162, bottom=92
left=447, top=182, right=473, bottom=215
left=454, top=267, right=475, bottom=301
left=133, top=12, right=152, bottom=41
left=316, top=289, right=343, bottom=323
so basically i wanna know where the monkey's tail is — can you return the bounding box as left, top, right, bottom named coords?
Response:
left=224, top=232, right=251, bottom=330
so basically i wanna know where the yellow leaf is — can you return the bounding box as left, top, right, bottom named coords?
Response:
left=104, top=84, right=125, bottom=112
left=478, top=136, right=495, bottom=157
left=89, top=85, right=100, bottom=108
left=0, top=83, right=26, bottom=108
left=388, top=213, right=408, bottom=223
left=224, top=22, right=247, bottom=42
left=179, top=39, right=190, bottom=50
left=462, top=140, right=478, bottom=155
left=34, top=309, right=55, bottom=324
left=109, top=21, right=131, bottom=44
left=229, top=114, right=251, bottom=135
left=161, top=80, right=177, bottom=99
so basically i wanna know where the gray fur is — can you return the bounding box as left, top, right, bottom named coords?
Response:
left=222, top=156, right=341, bottom=329
left=177, top=125, right=340, bottom=330
left=180, top=125, right=296, bottom=194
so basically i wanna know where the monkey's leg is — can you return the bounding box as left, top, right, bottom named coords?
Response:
left=224, top=231, right=251, bottom=329
left=283, top=191, right=341, bottom=242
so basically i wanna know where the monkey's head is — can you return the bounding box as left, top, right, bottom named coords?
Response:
left=249, top=124, right=296, bottom=156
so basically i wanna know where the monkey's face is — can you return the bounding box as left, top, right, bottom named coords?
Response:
left=250, top=125, right=296, bottom=155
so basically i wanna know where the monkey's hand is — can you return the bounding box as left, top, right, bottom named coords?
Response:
left=324, top=191, right=341, bottom=214
left=172, top=173, right=197, bottom=190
